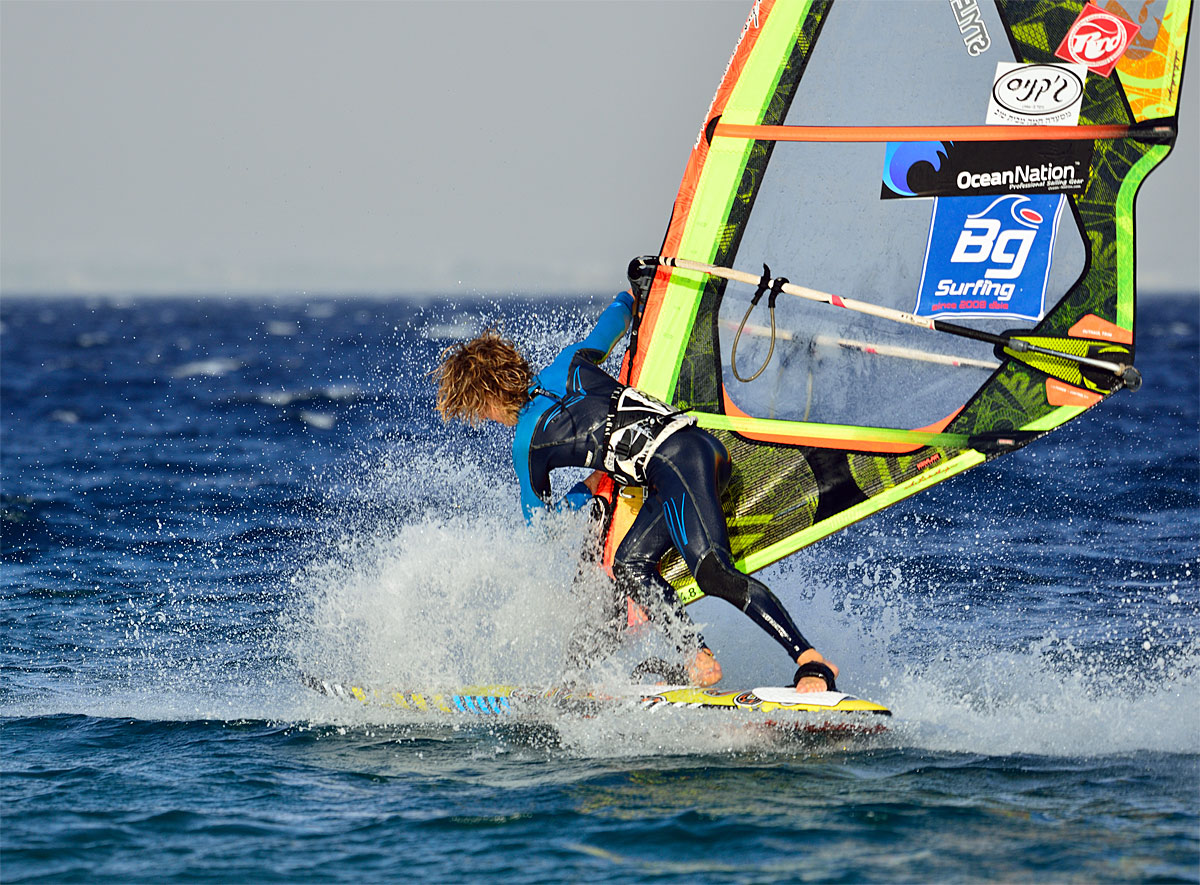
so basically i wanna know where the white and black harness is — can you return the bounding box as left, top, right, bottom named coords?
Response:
left=600, top=387, right=695, bottom=487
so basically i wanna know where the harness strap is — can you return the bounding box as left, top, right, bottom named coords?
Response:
left=602, top=387, right=696, bottom=486
left=528, top=385, right=563, bottom=404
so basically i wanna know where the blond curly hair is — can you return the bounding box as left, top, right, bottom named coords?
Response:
left=433, top=330, right=532, bottom=425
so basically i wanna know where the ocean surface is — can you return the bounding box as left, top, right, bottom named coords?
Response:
left=2, top=292, right=1197, bottom=883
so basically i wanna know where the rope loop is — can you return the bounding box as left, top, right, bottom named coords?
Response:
left=730, top=264, right=787, bottom=383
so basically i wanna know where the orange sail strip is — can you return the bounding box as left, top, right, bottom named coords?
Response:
left=721, top=388, right=963, bottom=454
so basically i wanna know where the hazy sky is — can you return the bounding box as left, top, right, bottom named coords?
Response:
left=2, top=1, right=1197, bottom=296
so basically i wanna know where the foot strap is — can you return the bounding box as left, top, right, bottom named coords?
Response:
left=791, top=661, right=837, bottom=692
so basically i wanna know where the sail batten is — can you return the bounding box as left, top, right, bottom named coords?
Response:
left=711, top=122, right=1169, bottom=142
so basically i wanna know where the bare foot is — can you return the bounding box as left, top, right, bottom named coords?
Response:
left=688, top=648, right=722, bottom=687
left=794, top=648, right=839, bottom=693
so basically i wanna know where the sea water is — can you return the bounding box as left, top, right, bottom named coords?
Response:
left=2, top=293, right=1197, bottom=883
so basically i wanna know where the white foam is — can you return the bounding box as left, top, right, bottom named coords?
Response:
left=299, top=410, right=336, bottom=429
left=752, top=553, right=1200, bottom=757
left=170, top=357, right=242, bottom=378
left=270, top=439, right=1200, bottom=758
left=286, top=444, right=598, bottom=693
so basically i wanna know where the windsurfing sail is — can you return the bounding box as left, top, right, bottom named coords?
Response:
left=602, top=0, right=1191, bottom=602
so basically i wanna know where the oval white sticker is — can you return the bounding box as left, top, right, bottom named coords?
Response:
left=992, top=64, right=1086, bottom=116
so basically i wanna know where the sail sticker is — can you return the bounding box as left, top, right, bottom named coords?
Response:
left=949, top=0, right=991, bottom=56
left=1054, top=2, right=1141, bottom=77
left=986, top=63, right=1088, bottom=125
left=881, top=139, right=1092, bottom=198
left=915, top=194, right=1065, bottom=320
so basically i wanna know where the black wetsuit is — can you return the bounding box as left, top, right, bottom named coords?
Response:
left=513, top=292, right=813, bottom=665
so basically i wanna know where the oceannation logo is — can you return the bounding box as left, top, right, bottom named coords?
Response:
left=881, top=139, right=1092, bottom=199
left=955, top=160, right=1086, bottom=192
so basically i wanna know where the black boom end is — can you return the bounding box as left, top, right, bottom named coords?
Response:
left=1122, top=366, right=1143, bottom=391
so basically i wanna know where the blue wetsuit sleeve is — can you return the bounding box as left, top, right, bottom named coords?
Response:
left=514, top=407, right=580, bottom=521
left=574, top=291, right=634, bottom=364
left=513, top=291, right=632, bottom=523
left=560, top=481, right=592, bottom=512
left=538, top=291, right=633, bottom=385
left=513, top=419, right=551, bottom=522
left=515, top=464, right=591, bottom=522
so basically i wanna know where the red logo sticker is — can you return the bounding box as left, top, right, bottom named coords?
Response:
left=1055, top=3, right=1141, bottom=77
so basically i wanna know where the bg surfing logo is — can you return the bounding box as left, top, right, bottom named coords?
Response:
left=949, top=195, right=1048, bottom=286
left=916, top=194, right=1065, bottom=320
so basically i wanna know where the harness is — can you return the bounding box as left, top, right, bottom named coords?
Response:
left=601, top=387, right=695, bottom=487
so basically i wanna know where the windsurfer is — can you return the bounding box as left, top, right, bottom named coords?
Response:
left=433, top=289, right=839, bottom=694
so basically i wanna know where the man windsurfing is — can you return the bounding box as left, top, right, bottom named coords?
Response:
left=433, top=275, right=839, bottom=694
